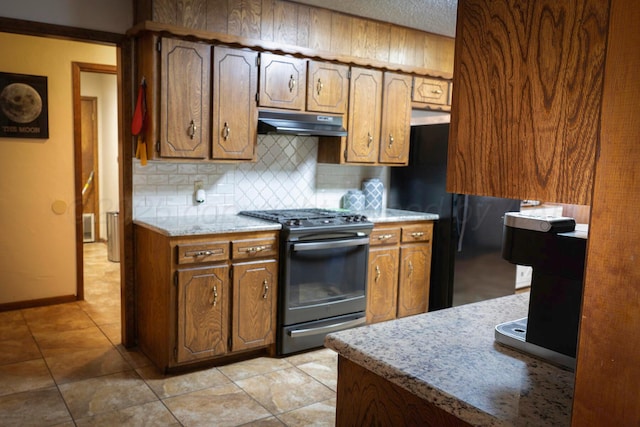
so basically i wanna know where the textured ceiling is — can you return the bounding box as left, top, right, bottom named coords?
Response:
left=291, top=0, right=458, bottom=38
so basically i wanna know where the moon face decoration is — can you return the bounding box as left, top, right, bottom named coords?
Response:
left=0, top=82, right=43, bottom=123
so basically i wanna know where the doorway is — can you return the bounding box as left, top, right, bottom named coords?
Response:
left=72, top=62, right=118, bottom=300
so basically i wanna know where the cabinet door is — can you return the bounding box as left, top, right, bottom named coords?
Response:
left=379, top=72, right=412, bottom=165
left=448, top=0, right=607, bottom=205
left=412, top=77, right=449, bottom=105
left=259, top=53, right=306, bottom=110
left=346, top=67, right=383, bottom=163
left=232, top=260, right=278, bottom=351
left=306, top=61, right=349, bottom=114
left=366, top=246, right=399, bottom=324
left=176, top=265, right=229, bottom=363
left=160, top=38, right=210, bottom=159
left=397, top=245, right=431, bottom=318
left=212, top=46, right=258, bottom=160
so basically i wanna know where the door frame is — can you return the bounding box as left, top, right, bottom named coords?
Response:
left=72, top=62, right=118, bottom=300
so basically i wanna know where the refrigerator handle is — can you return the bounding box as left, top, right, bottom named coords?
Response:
left=457, top=194, right=469, bottom=252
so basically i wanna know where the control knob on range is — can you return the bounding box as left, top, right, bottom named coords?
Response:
left=286, top=219, right=302, bottom=226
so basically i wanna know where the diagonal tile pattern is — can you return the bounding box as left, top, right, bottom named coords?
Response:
left=0, top=242, right=338, bottom=425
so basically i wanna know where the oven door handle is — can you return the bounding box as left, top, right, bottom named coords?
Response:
left=288, top=316, right=367, bottom=338
left=292, top=237, right=370, bottom=252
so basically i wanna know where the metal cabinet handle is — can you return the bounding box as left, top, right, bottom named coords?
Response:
left=389, top=134, right=394, bottom=148
left=378, top=234, right=394, bottom=240
left=432, top=88, right=443, bottom=95
left=408, top=261, right=414, bottom=277
left=411, top=232, right=425, bottom=238
left=288, top=75, right=296, bottom=92
left=316, top=78, right=323, bottom=95
left=262, top=278, right=269, bottom=299
left=188, top=120, right=196, bottom=139
left=367, top=132, right=373, bottom=147
left=185, top=248, right=223, bottom=258
left=244, top=245, right=267, bottom=254
left=375, top=265, right=381, bottom=282
left=222, top=122, right=230, bottom=140
left=210, top=285, right=218, bottom=306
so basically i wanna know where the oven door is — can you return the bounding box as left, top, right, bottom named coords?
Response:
left=282, top=235, right=369, bottom=326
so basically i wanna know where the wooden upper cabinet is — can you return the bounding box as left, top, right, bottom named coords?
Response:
left=379, top=72, right=412, bottom=165
left=412, top=77, right=449, bottom=106
left=160, top=37, right=211, bottom=159
left=212, top=46, right=258, bottom=160
left=258, top=53, right=307, bottom=110
left=345, top=67, right=383, bottom=163
left=306, top=61, right=349, bottom=114
left=448, top=0, right=608, bottom=205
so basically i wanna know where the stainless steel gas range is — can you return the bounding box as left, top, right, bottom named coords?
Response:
left=239, top=208, right=372, bottom=355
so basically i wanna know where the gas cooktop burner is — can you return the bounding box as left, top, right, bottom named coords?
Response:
left=239, top=208, right=371, bottom=229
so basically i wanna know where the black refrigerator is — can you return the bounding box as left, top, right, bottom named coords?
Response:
left=389, top=124, right=521, bottom=310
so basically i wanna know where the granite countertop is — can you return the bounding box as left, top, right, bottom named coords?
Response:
left=133, top=215, right=281, bottom=236
left=360, top=208, right=439, bottom=223
left=325, top=293, right=574, bottom=426
left=133, top=209, right=437, bottom=236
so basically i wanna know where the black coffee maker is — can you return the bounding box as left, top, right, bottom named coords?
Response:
left=496, top=212, right=587, bottom=370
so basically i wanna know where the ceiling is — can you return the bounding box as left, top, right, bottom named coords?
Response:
left=292, top=0, right=458, bottom=38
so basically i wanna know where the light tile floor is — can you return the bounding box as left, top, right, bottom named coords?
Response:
left=0, top=242, right=338, bottom=426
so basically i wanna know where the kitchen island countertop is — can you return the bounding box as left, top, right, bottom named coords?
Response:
left=325, top=293, right=574, bottom=426
left=133, top=209, right=437, bottom=236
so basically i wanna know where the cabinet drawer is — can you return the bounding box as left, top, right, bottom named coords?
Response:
left=412, top=77, right=449, bottom=105
left=401, top=223, right=433, bottom=243
left=370, top=227, right=401, bottom=246
left=232, top=237, right=278, bottom=260
left=176, top=242, right=229, bottom=264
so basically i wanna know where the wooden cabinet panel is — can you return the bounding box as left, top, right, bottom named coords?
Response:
left=160, top=37, right=211, bottom=159
left=259, top=53, right=307, bottom=110
left=231, top=236, right=278, bottom=260
left=401, top=223, right=433, bottom=244
left=306, top=61, right=349, bottom=114
left=212, top=46, right=258, bottom=160
left=412, top=77, right=449, bottom=105
left=370, top=227, right=401, bottom=246
left=398, top=245, right=431, bottom=318
left=448, top=0, right=608, bottom=205
left=176, top=241, right=228, bottom=264
left=366, top=246, right=399, bottom=324
left=346, top=67, right=383, bottom=163
left=176, top=265, right=229, bottom=363
left=232, top=260, right=278, bottom=351
left=379, top=72, right=412, bottom=165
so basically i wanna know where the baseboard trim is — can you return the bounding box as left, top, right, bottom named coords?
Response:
left=0, top=295, right=78, bottom=312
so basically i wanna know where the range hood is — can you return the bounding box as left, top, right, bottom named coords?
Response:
left=257, top=110, right=347, bottom=137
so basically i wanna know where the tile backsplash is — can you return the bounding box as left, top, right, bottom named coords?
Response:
left=133, top=134, right=388, bottom=218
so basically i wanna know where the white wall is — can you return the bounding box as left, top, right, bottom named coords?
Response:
left=81, top=72, right=119, bottom=240
left=133, top=134, right=389, bottom=218
left=0, top=0, right=133, bottom=34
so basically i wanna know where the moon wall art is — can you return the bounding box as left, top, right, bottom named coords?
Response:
left=0, top=72, right=49, bottom=139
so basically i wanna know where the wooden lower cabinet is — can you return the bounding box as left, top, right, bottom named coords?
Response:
left=336, top=356, right=471, bottom=426
left=367, top=247, right=399, bottom=323
left=231, top=260, right=278, bottom=352
left=135, top=225, right=278, bottom=372
left=366, top=221, right=433, bottom=323
left=176, top=265, right=229, bottom=363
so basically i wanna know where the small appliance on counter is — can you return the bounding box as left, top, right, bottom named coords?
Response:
left=495, top=212, right=588, bottom=370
